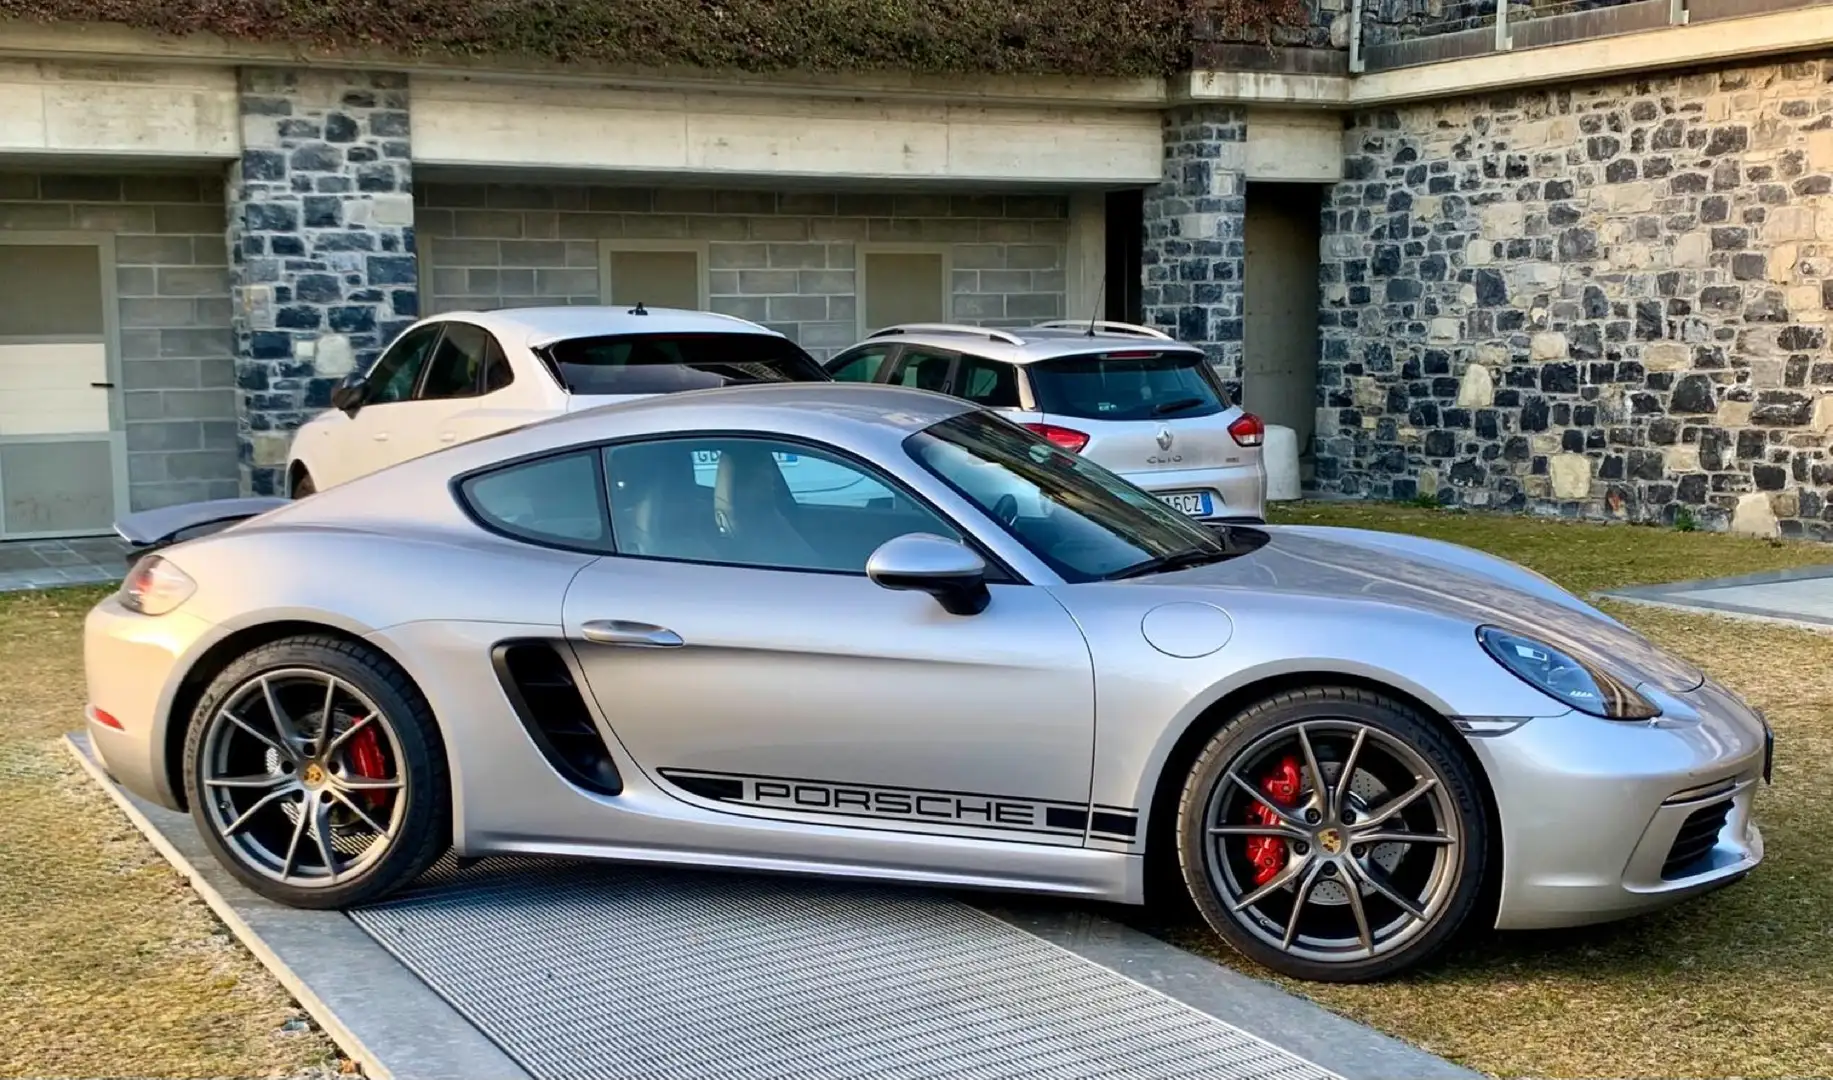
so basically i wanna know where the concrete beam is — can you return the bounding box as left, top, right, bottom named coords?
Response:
left=410, top=77, right=1164, bottom=186
left=0, top=59, right=237, bottom=158
left=1245, top=109, right=1344, bottom=183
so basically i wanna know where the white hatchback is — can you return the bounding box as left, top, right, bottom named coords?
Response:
left=822, top=322, right=1267, bottom=524
left=284, top=306, right=833, bottom=496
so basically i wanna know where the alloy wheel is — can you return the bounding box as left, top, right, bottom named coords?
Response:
left=1201, top=719, right=1461, bottom=965
left=197, top=667, right=408, bottom=888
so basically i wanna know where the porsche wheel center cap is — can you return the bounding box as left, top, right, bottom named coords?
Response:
left=1316, top=827, right=1344, bottom=855
left=302, top=762, right=327, bottom=787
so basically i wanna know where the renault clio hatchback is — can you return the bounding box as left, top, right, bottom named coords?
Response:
left=823, top=322, right=1266, bottom=524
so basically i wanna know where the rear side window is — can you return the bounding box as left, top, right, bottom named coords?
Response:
left=461, top=451, right=608, bottom=547
left=541, top=333, right=830, bottom=396
left=482, top=335, right=515, bottom=393
left=954, top=355, right=1019, bottom=408
left=1027, top=350, right=1224, bottom=421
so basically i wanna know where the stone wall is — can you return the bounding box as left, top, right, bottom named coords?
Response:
left=228, top=69, right=419, bottom=496
left=1144, top=105, right=1248, bottom=401
left=1316, top=53, right=1833, bottom=539
left=0, top=170, right=237, bottom=510
left=415, top=184, right=1069, bottom=360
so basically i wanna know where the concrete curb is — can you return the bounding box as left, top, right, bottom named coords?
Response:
left=1598, top=563, right=1833, bottom=632
left=63, top=733, right=531, bottom=1080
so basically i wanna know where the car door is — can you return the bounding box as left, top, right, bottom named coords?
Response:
left=560, top=432, right=1098, bottom=847
left=309, top=321, right=443, bottom=487
left=399, top=320, right=544, bottom=460
left=885, top=345, right=957, bottom=395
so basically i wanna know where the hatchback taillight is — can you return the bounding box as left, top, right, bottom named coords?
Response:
left=1022, top=422, right=1091, bottom=454
left=1228, top=413, right=1265, bottom=448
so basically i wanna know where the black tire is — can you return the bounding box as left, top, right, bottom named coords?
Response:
left=1176, top=686, right=1487, bottom=983
left=291, top=470, right=316, bottom=498
left=183, top=635, right=450, bottom=909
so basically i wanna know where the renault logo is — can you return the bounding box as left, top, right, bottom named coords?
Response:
left=1155, top=427, right=1174, bottom=452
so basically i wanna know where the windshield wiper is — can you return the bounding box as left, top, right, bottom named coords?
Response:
left=1106, top=546, right=1231, bottom=580
left=1152, top=396, right=1207, bottom=416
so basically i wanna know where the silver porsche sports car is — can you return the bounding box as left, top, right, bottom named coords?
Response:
left=84, top=383, right=1771, bottom=982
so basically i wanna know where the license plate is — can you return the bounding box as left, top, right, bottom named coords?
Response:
left=1156, top=490, right=1213, bottom=517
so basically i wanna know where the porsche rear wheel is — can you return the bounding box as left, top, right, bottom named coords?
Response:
left=1176, top=687, right=1487, bottom=982
left=183, top=635, right=450, bottom=909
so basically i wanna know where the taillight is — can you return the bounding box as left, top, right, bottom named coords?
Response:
left=1022, top=422, right=1091, bottom=453
left=1228, top=412, right=1265, bottom=448
left=119, top=555, right=196, bottom=616
left=87, top=705, right=123, bottom=730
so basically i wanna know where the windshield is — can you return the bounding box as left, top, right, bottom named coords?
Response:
left=542, top=333, right=831, bottom=395
left=1027, top=350, right=1225, bottom=421
left=904, top=411, right=1232, bottom=582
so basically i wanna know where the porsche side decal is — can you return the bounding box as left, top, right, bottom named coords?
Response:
left=659, top=768, right=1138, bottom=840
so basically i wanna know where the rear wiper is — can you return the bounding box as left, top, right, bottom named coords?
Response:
left=1106, top=546, right=1230, bottom=580
left=1152, top=396, right=1206, bottom=416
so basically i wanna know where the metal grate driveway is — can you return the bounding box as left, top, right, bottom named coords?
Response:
left=350, top=857, right=1342, bottom=1080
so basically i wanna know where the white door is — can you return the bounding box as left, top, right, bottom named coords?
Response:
left=0, top=238, right=123, bottom=539
left=314, top=321, right=443, bottom=487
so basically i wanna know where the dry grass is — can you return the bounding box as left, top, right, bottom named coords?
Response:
left=0, top=585, right=341, bottom=1079
left=1131, top=502, right=1833, bottom=1077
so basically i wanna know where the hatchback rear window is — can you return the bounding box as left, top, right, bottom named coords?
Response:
left=1027, top=351, right=1225, bottom=421
left=541, top=333, right=831, bottom=396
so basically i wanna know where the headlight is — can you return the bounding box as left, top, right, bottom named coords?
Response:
left=1477, top=626, right=1659, bottom=720
left=119, top=555, right=195, bottom=616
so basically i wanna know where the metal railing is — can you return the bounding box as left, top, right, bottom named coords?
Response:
left=1349, top=0, right=1829, bottom=73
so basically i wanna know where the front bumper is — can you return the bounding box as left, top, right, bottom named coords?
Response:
left=83, top=595, right=208, bottom=811
left=1115, top=462, right=1267, bottom=523
left=1472, top=677, right=1768, bottom=930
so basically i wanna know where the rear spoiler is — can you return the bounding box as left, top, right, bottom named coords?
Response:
left=115, top=497, right=290, bottom=565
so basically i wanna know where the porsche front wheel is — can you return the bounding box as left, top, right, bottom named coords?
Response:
left=1176, top=687, right=1487, bottom=982
left=183, top=635, right=450, bottom=909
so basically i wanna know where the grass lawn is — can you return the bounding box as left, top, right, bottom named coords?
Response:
left=3, top=503, right=1828, bottom=1078
left=0, top=585, right=341, bottom=1079
left=1129, top=502, right=1833, bottom=1078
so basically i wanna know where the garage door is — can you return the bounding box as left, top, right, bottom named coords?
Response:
left=0, top=238, right=124, bottom=539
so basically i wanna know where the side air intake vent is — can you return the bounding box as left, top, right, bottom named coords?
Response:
left=492, top=641, right=622, bottom=796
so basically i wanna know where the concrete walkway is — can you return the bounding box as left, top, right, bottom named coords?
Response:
left=1603, top=565, right=1833, bottom=630
left=0, top=536, right=126, bottom=591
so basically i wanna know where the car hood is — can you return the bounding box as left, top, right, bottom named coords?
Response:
left=1146, top=524, right=1703, bottom=693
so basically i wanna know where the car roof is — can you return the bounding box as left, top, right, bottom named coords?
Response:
left=429, top=381, right=977, bottom=469
left=424, top=306, right=785, bottom=351
left=850, top=322, right=1208, bottom=365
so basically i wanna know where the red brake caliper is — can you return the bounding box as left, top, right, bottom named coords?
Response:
left=345, top=724, right=389, bottom=809
left=1244, top=756, right=1302, bottom=886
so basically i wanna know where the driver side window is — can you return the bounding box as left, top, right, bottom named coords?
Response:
left=603, top=436, right=960, bottom=574
left=364, top=323, right=442, bottom=404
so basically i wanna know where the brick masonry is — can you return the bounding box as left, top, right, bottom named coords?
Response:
left=415, top=185, right=1069, bottom=360
left=1316, top=54, right=1833, bottom=538
left=228, top=69, right=419, bottom=496
left=1143, top=105, right=1248, bottom=402
left=0, top=171, right=238, bottom=511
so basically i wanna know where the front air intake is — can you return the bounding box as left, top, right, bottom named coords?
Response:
left=492, top=641, right=622, bottom=796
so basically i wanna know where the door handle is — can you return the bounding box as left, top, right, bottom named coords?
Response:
left=374, top=433, right=389, bottom=441
left=90, top=381, right=115, bottom=389
left=438, top=432, right=457, bottom=443
left=580, top=620, right=684, bottom=648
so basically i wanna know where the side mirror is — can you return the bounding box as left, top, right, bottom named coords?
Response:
left=866, top=533, right=990, bottom=616
left=329, top=372, right=368, bottom=415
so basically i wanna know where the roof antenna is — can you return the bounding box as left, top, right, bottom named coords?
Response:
left=629, top=301, right=648, bottom=316
left=1086, top=273, right=1106, bottom=337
